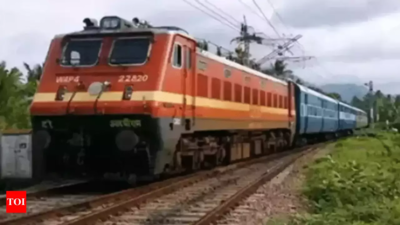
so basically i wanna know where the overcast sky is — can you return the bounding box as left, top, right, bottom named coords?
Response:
left=1, top=0, right=400, bottom=88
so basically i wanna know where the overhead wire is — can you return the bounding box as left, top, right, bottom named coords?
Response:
left=236, top=0, right=265, bottom=23
left=264, top=0, right=332, bottom=81
left=265, top=0, right=304, bottom=52
left=182, top=0, right=331, bottom=81
left=203, top=0, right=242, bottom=25
left=251, top=0, right=282, bottom=38
left=194, top=0, right=240, bottom=30
left=181, top=0, right=240, bottom=32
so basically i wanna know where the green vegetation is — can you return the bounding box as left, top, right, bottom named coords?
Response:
left=0, top=61, right=42, bottom=130
left=288, top=132, right=400, bottom=225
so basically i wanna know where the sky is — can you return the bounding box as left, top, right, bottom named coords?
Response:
left=1, top=0, right=400, bottom=92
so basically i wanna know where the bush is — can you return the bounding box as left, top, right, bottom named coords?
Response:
left=290, top=133, right=400, bottom=225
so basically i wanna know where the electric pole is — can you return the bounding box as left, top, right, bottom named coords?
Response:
left=230, top=16, right=313, bottom=71
left=365, top=81, right=374, bottom=128
left=241, top=16, right=250, bottom=66
left=230, top=16, right=254, bottom=66
left=231, top=16, right=293, bottom=66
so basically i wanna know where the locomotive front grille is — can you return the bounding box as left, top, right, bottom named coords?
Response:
left=31, top=115, right=158, bottom=181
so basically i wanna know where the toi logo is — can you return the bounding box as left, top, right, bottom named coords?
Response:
left=6, top=191, right=26, bottom=213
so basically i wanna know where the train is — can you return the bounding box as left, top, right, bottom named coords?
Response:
left=29, top=16, right=368, bottom=182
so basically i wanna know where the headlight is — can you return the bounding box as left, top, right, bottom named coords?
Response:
left=123, top=85, right=133, bottom=100
left=115, top=130, right=139, bottom=151
left=55, top=85, right=67, bottom=101
left=100, top=17, right=121, bottom=29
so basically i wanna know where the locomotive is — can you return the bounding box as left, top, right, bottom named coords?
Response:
left=30, top=16, right=368, bottom=182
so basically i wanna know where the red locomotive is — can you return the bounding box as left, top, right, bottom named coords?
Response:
left=30, top=16, right=295, bottom=182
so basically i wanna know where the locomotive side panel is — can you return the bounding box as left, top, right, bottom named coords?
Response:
left=153, top=34, right=295, bottom=173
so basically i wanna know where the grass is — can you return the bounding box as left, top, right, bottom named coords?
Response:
left=278, top=132, right=400, bottom=225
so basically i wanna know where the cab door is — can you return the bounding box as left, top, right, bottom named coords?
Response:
left=182, top=41, right=196, bottom=130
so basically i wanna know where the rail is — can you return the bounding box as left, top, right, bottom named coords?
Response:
left=194, top=146, right=320, bottom=225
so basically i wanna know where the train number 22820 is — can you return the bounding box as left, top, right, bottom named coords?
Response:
left=118, top=75, right=148, bottom=83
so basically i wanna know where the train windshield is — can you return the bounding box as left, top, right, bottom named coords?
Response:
left=60, top=39, right=102, bottom=66
left=109, top=37, right=151, bottom=65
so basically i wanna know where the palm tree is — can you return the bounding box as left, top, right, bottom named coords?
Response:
left=23, top=62, right=43, bottom=81
left=0, top=61, right=31, bottom=129
left=23, top=62, right=43, bottom=98
left=262, top=59, right=294, bottom=78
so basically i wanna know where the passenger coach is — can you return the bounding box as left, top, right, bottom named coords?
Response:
left=293, top=83, right=339, bottom=144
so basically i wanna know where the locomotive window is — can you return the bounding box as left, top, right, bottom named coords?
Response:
left=260, top=91, right=266, bottom=106
left=211, top=78, right=221, bottom=99
left=61, top=39, right=102, bottom=66
left=284, top=97, right=288, bottom=109
left=267, top=93, right=272, bottom=107
left=197, top=74, right=208, bottom=97
left=109, top=37, right=151, bottom=65
left=172, top=43, right=183, bottom=68
left=234, top=84, right=242, bottom=102
left=223, top=81, right=232, bottom=101
left=252, top=89, right=259, bottom=105
left=186, top=48, right=191, bottom=69
left=244, top=87, right=251, bottom=104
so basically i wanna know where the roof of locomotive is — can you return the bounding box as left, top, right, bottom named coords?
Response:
left=199, top=50, right=286, bottom=85
left=55, top=26, right=287, bottom=85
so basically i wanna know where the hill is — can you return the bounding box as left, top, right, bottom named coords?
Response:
left=320, top=83, right=368, bottom=103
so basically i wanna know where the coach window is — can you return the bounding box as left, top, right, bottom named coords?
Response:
left=172, top=43, right=182, bottom=68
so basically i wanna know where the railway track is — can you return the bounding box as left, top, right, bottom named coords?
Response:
left=0, top=152, right=271, bottom=225
left=89, top=146, right=318, bottom=225
left=0, top=143, right=323, bottom=225
left=0, top=180, right=92, bottom=221
left=0, top=180, right=128, bottom=223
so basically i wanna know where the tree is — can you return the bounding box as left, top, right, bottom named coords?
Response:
left=261, top=59, right=293, bottom=79
left=327, top=92, right=342, bottom=100
left=351, top=96, right=366, bottom=110
left=23, top=62, right=43, bottom=98
left=0, top=61, right=43, bottom=130
left=24, top=62, right=43, bottom=81
left=0, top=61, right=31, bottom=130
